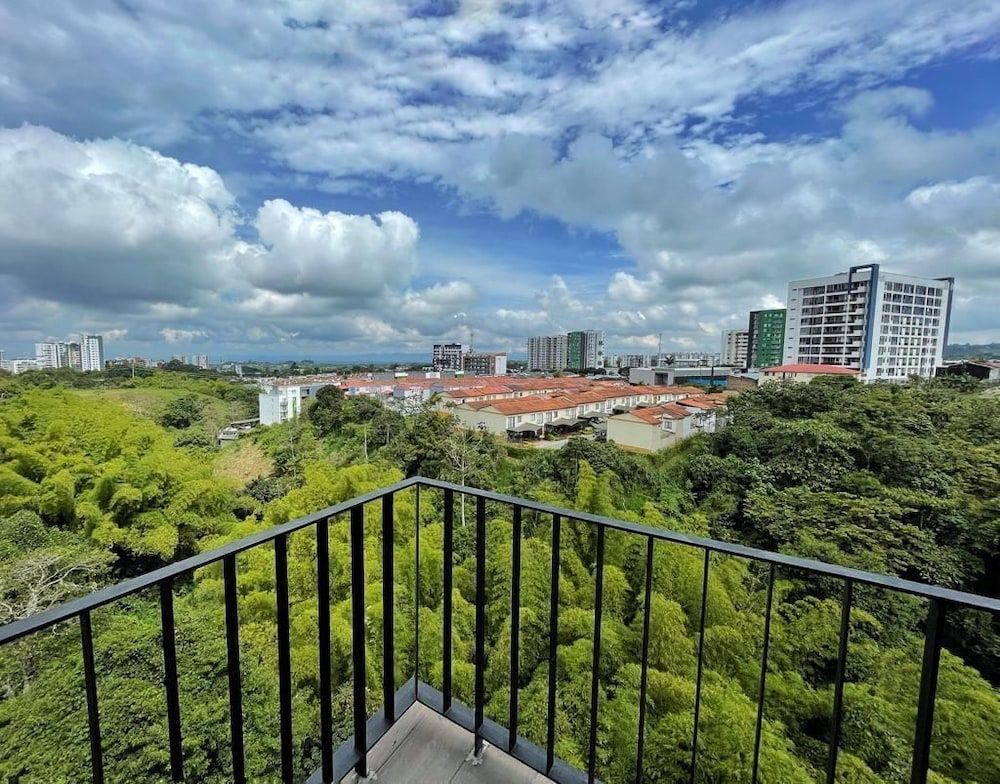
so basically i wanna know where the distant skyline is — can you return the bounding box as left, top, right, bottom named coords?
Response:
left=1, top=1, right=999, bottom=359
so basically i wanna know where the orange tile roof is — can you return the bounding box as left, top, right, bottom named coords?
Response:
left=443, top=385, right=512, bottom=398
left=681, top=395, right=729, bottom=410
left=480, top=396, right=578, bottom=415
left=625, top=402, right=692, bottom=424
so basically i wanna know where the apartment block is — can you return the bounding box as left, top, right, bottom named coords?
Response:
left=527, top=335, right=568, bottom=372
left=432, top=343, right=463, bottom=371
left=567, top=330, right=605, bottom=370
left=747, top=309, right=786, bottom=369
left=463, top=351, right=507, bottom=376
left=80, top=335, right=104, bottom=371
left=720, top=329, right=749, bottom=367
left=783, top=265, right=953, bottom=382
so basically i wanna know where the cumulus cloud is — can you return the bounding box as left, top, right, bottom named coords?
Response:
left=245, top=200, right=420, bottom=299
left=0, top=125, right=237, bottom=307
left=2, top=1, right=1000, bottom=354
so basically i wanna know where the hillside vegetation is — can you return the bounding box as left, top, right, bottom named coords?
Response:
left=0, top=372, right=997, bottom=783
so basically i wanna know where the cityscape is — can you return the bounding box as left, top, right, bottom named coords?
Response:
left=1, top=3, right=999, bottom=784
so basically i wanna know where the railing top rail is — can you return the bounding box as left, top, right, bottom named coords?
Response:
left=418, top=478, right=1000, bottom=614
left=0, top=476, right=420, bottom=645
left=1, top=475, right=997, bottom=646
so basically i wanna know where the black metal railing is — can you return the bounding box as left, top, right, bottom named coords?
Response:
left=1, top=476, right=998, bottom=784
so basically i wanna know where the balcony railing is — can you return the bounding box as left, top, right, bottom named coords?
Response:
left=1, top=477, right=998, bottom=784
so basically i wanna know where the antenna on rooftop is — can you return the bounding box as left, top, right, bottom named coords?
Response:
left=658, top=332, right=663, bottom=362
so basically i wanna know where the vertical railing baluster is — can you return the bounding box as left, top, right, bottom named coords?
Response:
left=223, top=554, right=246, bottom=784
left=80, top=610, right=104, bottom=784
left=509, top=505, right=523, bottom=750
left=587, top=525, right=606, bottom=783
left=443, top=489, right=454, bottom=712
left=910, top=599, right=946, bottom=784
left=690, top=549, right=710, bottom=784
left=382, top=494, right=396, bottom=722
left=474, top=495, right=487, bottom=757
left=350, top=504, right=368, bottom=778
left=414, top=484, right=421, bottom=700
left=159, top=578, right=184, bottom=782
left=546, top=513, right=561, bottom=774
left=751, top=563, right=776, bottom=784
left=635, top=537, right=654, bottom=784
left=826, top=579, right=853, bottom=784
left=317, top=519, right=333, bottom=782
left=274, top=534, right=294, bottom=784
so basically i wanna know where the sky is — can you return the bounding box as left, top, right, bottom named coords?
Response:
left=0, top=0, right=999, bottom=361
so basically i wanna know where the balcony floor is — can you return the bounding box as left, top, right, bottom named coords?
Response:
left=340, top=701, right=547, bottom=784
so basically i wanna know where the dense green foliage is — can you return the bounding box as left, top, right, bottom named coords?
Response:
left=0, top=375, right=997, bottom=782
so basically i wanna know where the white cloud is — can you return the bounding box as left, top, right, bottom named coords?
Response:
left=160, top=327, right=208, bottom=344
left=2, top=1, right=1000, bottom=353
left=0, top=125, right=237, bottom=307
left=245, top=200, right=419, bottom=299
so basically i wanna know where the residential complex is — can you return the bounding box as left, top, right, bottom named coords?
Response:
left=31, top=333, right=105, bottom=372
left=783, top=265, right=953, bottom=382
left=720, top=329, right=749, bottom=367
left=527, top=334, right=568, bottom=372
left=432, top=343, right=463, bottom=372
left=526, top=330, right=604, bottom=372
left=747, top=309, right=786, bottom=368
left=451, top=381, right=704, bottom=437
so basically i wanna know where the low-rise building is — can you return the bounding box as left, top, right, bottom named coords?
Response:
left=606, top=395, right=732, bottom=453
left=759, top=363, right=860, bottom=384
left=452, top=395, right=581, bottom=437
left=463, top=351, right=507, bottom=376
left=2, top=358, right=39, bottom=375
left=935, top=360, right=1000, bottom=382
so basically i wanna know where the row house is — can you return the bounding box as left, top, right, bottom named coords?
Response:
left=452, top=395, right=582, bottom=436
left=606, top=395, right=733, bottom=453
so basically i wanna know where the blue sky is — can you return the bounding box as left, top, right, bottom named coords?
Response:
left=0, top=0, right=998, bottom=361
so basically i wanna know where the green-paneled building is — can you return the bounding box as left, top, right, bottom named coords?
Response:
left=748, top=308, right=786, bottom=368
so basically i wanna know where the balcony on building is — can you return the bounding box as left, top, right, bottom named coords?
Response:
left=0, top=478, right=997, bottom=784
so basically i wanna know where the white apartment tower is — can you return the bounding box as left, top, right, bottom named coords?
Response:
left=80, top=335, right=105, bottom=372
left=720, top=329, right=749, bottom=367
left=35, top=341, right=64, bottom=370
left=527, top=335, right=568, bottom=372
left=783, top=265, right=953, bottom=382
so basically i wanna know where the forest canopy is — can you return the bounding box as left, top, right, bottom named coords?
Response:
left=0, top=372, right=997, bottom=782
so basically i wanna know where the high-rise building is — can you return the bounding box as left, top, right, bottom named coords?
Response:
left=527, top=335, right=568, bottom=372
left=67, top=342, right=83, bottom=370
left=567, top=330, right=605, bottom=370
left=783, top=265, right=953, bottom=382
left=80, top=335, right=105, bottom=372
left=432, top=343, right=464, bottom=371
left=720, top=329, right=749, bottom=367
left=747, top=309, right=786, bottom=368
left=35, top=341, right=73, bottom=369
left=193, top=354, right=209, bottom=369
left=463, top=351, right=507, bottom=376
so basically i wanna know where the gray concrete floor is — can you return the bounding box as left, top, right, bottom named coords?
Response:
left=339, top=702, right=547, bottom=784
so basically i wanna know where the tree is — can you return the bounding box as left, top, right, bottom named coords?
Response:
left=444, top=428, right=502, bottom=525
left=307, top=384, right=345, bottom=435
left=158, top=393, right=206, bottom=428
